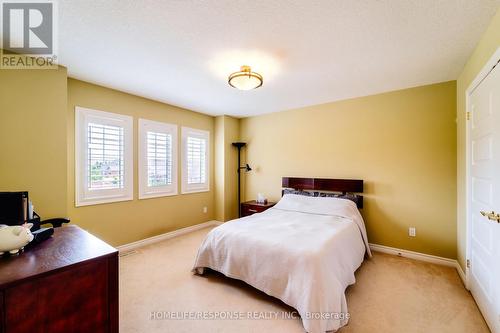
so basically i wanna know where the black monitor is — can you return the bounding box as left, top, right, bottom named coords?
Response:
left=0, top=191, right=28, bottom=225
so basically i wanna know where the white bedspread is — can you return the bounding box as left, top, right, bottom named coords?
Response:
left=192, top=195, right=371, bottom=333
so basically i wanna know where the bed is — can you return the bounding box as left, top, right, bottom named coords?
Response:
left=192, top=177, right=371, bottom=333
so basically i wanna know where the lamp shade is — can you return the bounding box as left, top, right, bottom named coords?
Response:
left=228, top=66, right=263, bottom=90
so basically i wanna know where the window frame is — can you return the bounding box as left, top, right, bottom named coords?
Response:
left=75, top=106, right=133, bottom=207
left=181, top=127, right=210, bottom=194
left=138, top=119, right=178, bottom=199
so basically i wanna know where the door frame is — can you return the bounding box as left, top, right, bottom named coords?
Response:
left=465, top=46, right=500, bottom=290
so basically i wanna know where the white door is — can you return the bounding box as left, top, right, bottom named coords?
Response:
left=468, top=60, right=500, bottom=333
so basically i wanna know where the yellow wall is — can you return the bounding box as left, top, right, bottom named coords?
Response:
left=214, top=115, right=240, bottom=221
left=0, top=67, right=68, bottom=219
left=240, top=81, right=457, bottom=259
left=456, top=9, right=500, bottom=270
left=67, top=79, right=215, bottom=246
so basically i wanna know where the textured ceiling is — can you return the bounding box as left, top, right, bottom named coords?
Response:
left=58, top=1, right=499, bottom=117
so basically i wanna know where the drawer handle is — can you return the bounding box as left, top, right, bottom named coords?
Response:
left=248, top=209, right=258, bottom=213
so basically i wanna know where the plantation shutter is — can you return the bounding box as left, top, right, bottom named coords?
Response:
left=87, top=122, right=124, bottom=190
left=186, top=136, right=206, bottom=184
left=147, top=131, right=172, bottom=187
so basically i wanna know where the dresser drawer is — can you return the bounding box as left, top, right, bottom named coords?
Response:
left=4, top=259, right=110, bottom=333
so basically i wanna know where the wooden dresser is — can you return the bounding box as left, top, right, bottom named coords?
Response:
left=0, top=225, right=118, bottom=333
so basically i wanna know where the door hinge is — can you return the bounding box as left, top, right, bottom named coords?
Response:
left=466, top=112, right=471, bottom=121
left=466, top=259, right=470, bottom=269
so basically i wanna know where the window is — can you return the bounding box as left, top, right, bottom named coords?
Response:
left=181, top=127, right=209, bottom=193
left=75, top=107, right=133, bottom=206
left=138, top=119, right=178, bottom=199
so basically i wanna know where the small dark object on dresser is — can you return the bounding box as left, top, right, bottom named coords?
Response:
left=25, top=227, right=54, bottom=249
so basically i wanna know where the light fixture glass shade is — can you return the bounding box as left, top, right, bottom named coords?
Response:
left=228, top=66, right=263, bottom=90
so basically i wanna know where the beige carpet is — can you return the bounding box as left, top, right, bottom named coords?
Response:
left=119, top=226, right=489, bottom=333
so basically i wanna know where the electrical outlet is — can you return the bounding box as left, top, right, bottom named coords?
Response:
left=203, top=206, right=208, bottom=213
left=409, top=227, right=416, bottom=237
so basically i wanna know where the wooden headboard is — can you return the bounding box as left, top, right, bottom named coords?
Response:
left=282, top=177, right=364, bottom=208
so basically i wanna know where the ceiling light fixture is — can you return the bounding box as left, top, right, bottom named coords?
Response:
left=228, top=66, right=263, bottom=90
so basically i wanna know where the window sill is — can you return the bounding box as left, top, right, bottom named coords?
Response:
left=138, top=191, right=178, bottom=200
left=75, top=195, right=133, bottom=207
left=181, top=188, right=210, bottom=195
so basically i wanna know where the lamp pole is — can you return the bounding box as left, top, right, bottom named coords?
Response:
left=232, top=142, right=246, bottom=217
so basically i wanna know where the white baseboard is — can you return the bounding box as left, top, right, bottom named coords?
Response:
left=117, top=220, right=222, bottom=253
left=369, top=243, right=456, bottom=266
left=455, top=262, right=467, bottom=287
left=369, top=243, right=467, bottom=287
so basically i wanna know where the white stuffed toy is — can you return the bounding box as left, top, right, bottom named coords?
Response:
left=0, top=223, right=34, bottom=255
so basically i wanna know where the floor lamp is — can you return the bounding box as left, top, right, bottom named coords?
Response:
left=232, top=142, right=252, bottom=217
